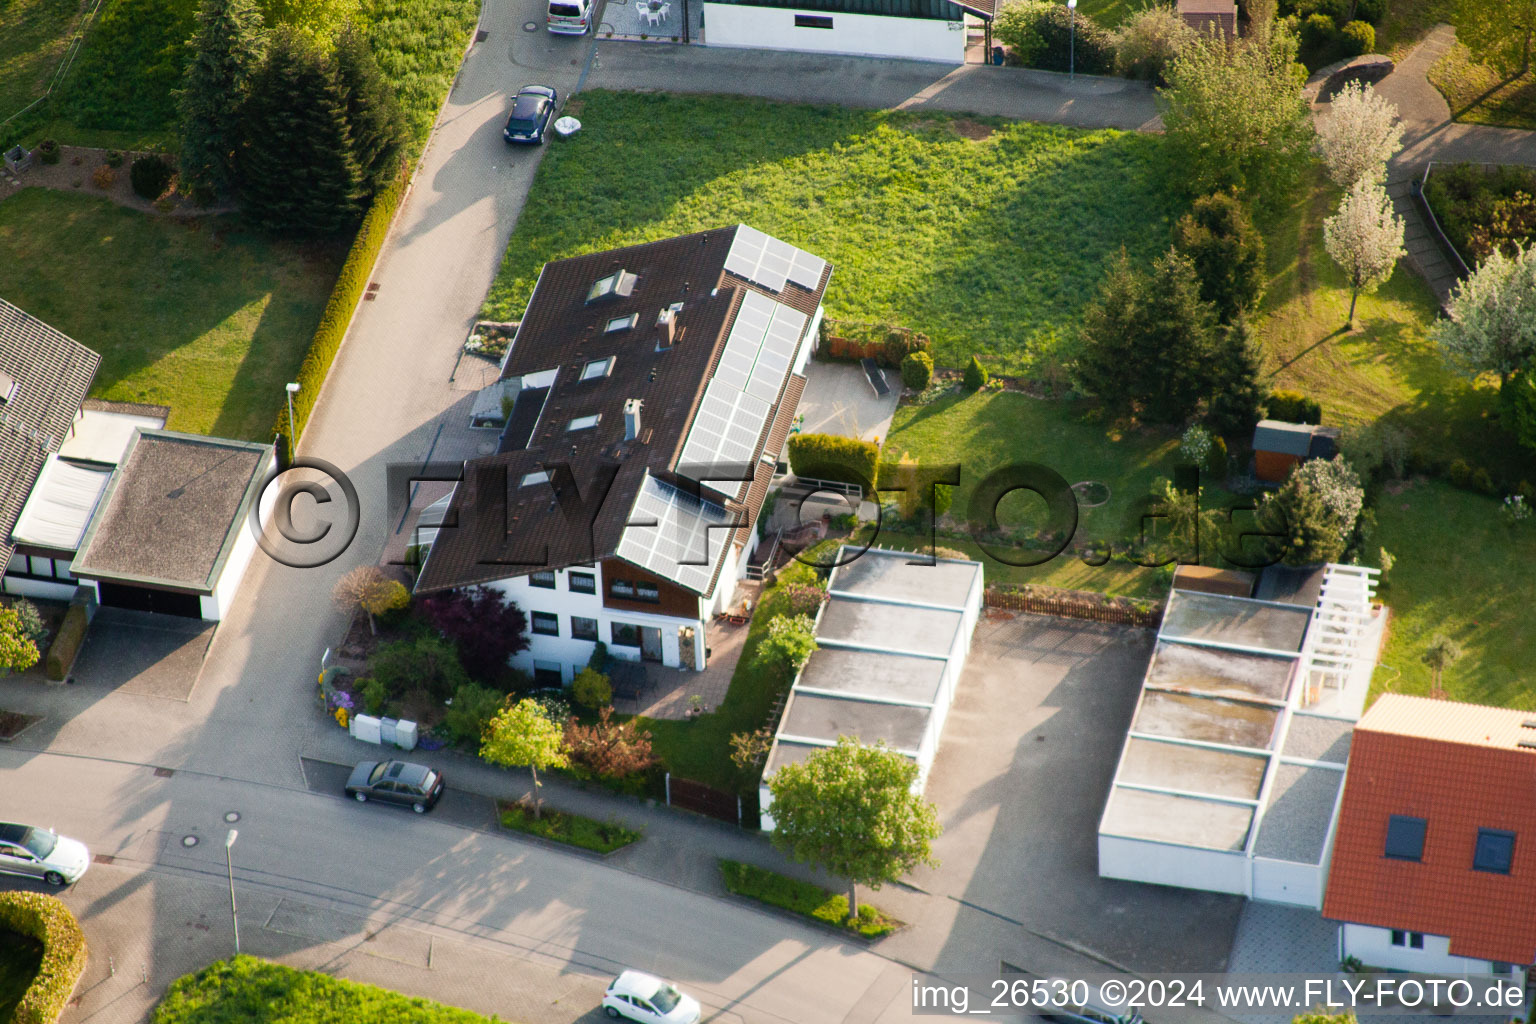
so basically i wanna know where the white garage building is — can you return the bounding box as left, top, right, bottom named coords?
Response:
left=759, top=547, right=984, bottom=829
left=702, top=0, right=972, bottom=62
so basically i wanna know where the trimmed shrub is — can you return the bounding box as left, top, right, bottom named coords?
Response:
left=900, top=351, right=933, bottom=391
left=359, top=677, right=387, bottom=715
left=963, top=354, right=989, bottom=392
left=1266, top=389, right=1321, bottom=424
left=45, top=604, right=87, bottom=681
left=572, top=666, right=612, bottom=709
left=995, top=0, right=1116, bottom=75
left=104, top=149, right=124, bottom=168
left=1301, top=12, right=1337, bottom=52
left=1339, top=20, right=1374, bottom=56
left=129, top=154, right=173, bottom=200
left=1447, top=459, right=1473, bottom=488
left=1113, top=4, right=1195, bottom=84
left=586, top=640, right=608, bottom=673
left=1471, top=467, right=1497, bottom=495
left=91, top=165, right=115, bottom=189
left=787, top=432, right=880, bottom=495
left=0, top=891, right=88, bottom=1024
left=36, top=139, right=60, bottom=165
left=273, top=171, right=406, bottom=456
left=442, top=681, right=506, bottom=746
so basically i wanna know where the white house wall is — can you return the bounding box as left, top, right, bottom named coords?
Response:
left=1098, top=834, right=1251, bottom=896
left=200, top=509, right=260, bottom=621
left=2, top=573, right=78, bottom=602
left=1250, top=856, right=1324, bottom=908
left=701, top=4, right=965, bottom=62
left=1340, top=924, right=1521, bottom=979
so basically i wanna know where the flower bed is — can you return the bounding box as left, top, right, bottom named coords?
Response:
left=1422, top=163, right=1536, bottom=264
left=718, top=859, right=901, bottom=939
left=496, top=800, right=641, bottom=854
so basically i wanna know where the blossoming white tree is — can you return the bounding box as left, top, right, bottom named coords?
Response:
left=1324, top=179, right=1406, bottom=324
left=1431, top=242, right=1536, bottom=387
left=1315, top=81, right=1404, bottom=188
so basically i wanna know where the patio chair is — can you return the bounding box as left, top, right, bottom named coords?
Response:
left=655, top=2, right=670, bottom=18
left=641, top=7, right=662, bottom=26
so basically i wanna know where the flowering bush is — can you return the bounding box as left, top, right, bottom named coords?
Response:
left=1502, top=494, right=1531, bottom=525
left=1180, top=424, right=1213, bottom=465
left=334, top=707, right=349, bottom=729
left=779, top=582, right=828, bottom=618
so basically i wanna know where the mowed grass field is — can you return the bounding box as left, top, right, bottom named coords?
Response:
left=483, top=91, right=1187, bottom=377
left=0, top=189, right=340, bottom=438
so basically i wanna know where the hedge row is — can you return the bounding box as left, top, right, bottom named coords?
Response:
left=787, top=433, right=880, bottom=495
left=45, top=603, right=88, bottom=681
left=0, top=892, right=88, bottom=1024
left=272, top=171, right=408, bottom=458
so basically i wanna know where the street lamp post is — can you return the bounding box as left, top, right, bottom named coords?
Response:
left=284, top=381, right=300, bottom=462
left=225, top=829, right=240, bottom=956
left=1068, top=0, right=1078, bottom=81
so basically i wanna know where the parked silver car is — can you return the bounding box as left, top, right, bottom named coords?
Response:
left=0, top=822, right=90, bottom=886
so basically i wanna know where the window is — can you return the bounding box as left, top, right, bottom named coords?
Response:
left=529, top=570, right=557, bottom=589
left=610, top=580, right=636, bottom=599
left=520, top=470, right=549, bottom=487
left=1384, top=815, right=1427, bottom=861
left=1494, top=963, right=1514, bottom=975
left=571, top=616, right=599, bottom=641
left=635, top=582, right=661, bottom=603
left=581, top=357, right=614, bottom=381
left=1389, top=930, right=1425, bottom=949
left=611, top=622, right=641, bottom=647
left=1473, top=828, right=1516, bottom=873
left=532, top=660, right=564, bottom=685
left=569, top=571, right=596, bottom=594
left=586, top=270, right=636, bottom=302
left=568, top=414, right=600, bottom=431
left=605, top=314, right=638, bottom=333
left=531, top=611, right=559, bottom=636
left=794, top=13, right=833, bottom=26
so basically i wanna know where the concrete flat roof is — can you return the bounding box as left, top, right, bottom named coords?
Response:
left=57, top=406, right=167, bottom=465
left=1146, top=642, right=1294, bottom=703
left=798, top=647, right=945, bottom=706
left=1118, top=737, right=1269, bottom=800
left=1132, top=691, right=1282, bottom=750
left=1282, top=713, right=1354, bottom=764
left=1161, top=591, right=1311, bottom=654
left=780, top=691, right=930, bottom=752
left=817, top=596, right=961, bottom=657
left=1101, top=787, right=1254, bottom=852
left=1252, top=762, right=1344, bottom=863
left=830, top=549, right=980, bottom=608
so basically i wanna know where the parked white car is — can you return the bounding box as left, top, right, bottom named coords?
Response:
left=0, top=822, right=90, bottom=886
left=601, top=970, right=702, bottom=1024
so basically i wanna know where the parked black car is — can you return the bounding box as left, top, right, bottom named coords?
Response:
left=345, top=760, right=445, bottom=813
left=504, top=85, right=558, bottom=145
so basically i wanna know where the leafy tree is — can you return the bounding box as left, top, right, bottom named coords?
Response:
left=237, top=27, right=363, bottom=235
left=9, top=599, right=47, bottom=648
left=1259, top=457, right=1365, bottom=565
left=1159, top=33, right=1314, bottom=210
left=368, top=634, right=469, bottom=702
left=1076, top=249, right=1219, bottom=424
left=1207, top=317, right=1266, bottom=438
left=481, top=698, right=569, bottom=818
left=563, top=707, right=656, bottom=781
left=331, top=22, right=406, bottom=198
left=1172, top=191, right=1267, bottom=323
left=756, top=614, right=818, bottom=678
left=1421, top=634, right=1463, bottom=699
left=730, top=726, right=774, bottom=776
left=332, top=565, right=408, bottom=634
left=1504, top=368, right=1536, bottom=454
left=1315, top=80, right=1402, bottom=189
left=572, top=667, right=612, bottom=709
left=442, top=682, right=506, bottom=747
left=0, top=607, right=41, bottom=674
left=1451, top=0, right=1536, bottom=73
left=1339, top=421, right=1411, bottom=479
left=963, top=355, right=989, bottom=391
left=1432, top=242, right=1536, bottom=387
left=1324, top=179, right=1406, bottom=324
left=1113, top=4, right=1196, bottom=83
left=177, top=0, right=266, bottom=202
left=994, top=0, right=1117, bottom=73
left=767, top=736, right=941, bottom=919
left=416, top=585, right=529, bottom=686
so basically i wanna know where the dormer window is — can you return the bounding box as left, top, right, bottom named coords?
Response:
left=604, top=314, right=638, bottom=334
left=581, top=356, right=615, bottom=381
left=568, top=414, right=600, bottom=432
left=587, top=270, right=637, bottom=302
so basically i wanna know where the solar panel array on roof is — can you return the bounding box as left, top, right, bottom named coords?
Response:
left=723, top=225, right=826, bottom=293
left=616, top=473, right=740, bottom=593
left=678, top=290, right=805, bottom=474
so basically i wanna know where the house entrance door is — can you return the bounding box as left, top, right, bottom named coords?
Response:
left=640, top=627, right=663, bottom=662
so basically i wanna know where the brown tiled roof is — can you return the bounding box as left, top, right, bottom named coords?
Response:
left=1322, top=694, right=1536, bottom=964
left=416, top=228, right=827, bottom=596
left=0, top=299, right=101, bottom=575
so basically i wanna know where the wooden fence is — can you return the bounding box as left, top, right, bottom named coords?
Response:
left=984, top=585, right=1163, bottom=629
left=666, top=774, right=755, bottom=828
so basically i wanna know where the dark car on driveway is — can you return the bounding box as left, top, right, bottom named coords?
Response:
left=345, top=760, right=444, bottom=813
left=504, top=85, right=558, bottom=145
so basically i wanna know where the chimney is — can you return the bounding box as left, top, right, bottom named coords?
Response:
left=623, top=398, right=643, bottom=441
left=657, top=308, right=676, bottom=348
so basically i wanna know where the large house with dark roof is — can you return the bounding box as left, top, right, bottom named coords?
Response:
left=1323, top=694, right=1536, bottom=982
left=701, top=0, right=985, bottom=62
left=416, top=226, right=830, bottom=683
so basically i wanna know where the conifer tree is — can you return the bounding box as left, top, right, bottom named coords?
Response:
left=331, top=23, right=406, bottom=198
left=178, top=0, right=267, bottom=202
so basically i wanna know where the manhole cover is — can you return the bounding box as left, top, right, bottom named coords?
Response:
left=523, top=20, right=538, bottom=30
left=224, top=811, right=240, bottom=823
left=1072, top=481, right=1111, bottom=508
left=181, top=835, right=199, bottom=848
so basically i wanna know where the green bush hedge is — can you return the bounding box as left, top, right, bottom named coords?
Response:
left=44, top=605, right=88, bottom=681
left=0, top=892, right=87, bottom=1024
left=963, top=354, right=989, bottom=392
left=787, top=433, right=880, bottom=495
left=900, top=351, right=933, bottom=391
left=273, top=172, right=407, bottom=457
left=1267, top=389, right=1322, bottom=424
left=497, top=801, right=641, bottom=853
left=718, top=859, right=900, bottom=938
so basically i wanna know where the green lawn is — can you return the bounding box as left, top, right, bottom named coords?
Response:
left=152, top=955, right=519, bottom=1024
left=0, top=929, right=44, bottom=1024
left=1429, top=42, right=1536, bottom=130
left=0, top=189, right=340, bottom=438
left=484, top=91, right=1186, bottom=376
left=0, top=0, right=89, bottom=126
left=1371, top=480, right=1536, bottom=708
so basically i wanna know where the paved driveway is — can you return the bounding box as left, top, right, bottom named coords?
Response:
left=909, top=611, right=1244, bottom=974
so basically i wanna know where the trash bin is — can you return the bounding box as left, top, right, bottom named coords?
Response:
left=992, top=45, right=1005, bottom=66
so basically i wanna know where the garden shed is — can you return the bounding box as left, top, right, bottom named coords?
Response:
left=1177, top=0, right=1237, bottom=37
left=1252, top=419, right=1340, bottom=483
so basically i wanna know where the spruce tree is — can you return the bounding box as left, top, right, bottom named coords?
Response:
left=1172, top=191, right=1267, bottom=324
left=1207, top=316, right=1266, bottom=438
left=331, top=23, right=406, bottom=198
left=238, top=27, right=363, bottom=236
left=178, top=0, right=267, bottom=203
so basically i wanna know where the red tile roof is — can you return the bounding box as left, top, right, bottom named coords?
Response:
left=1322, top=694, right=1536, bottom=964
